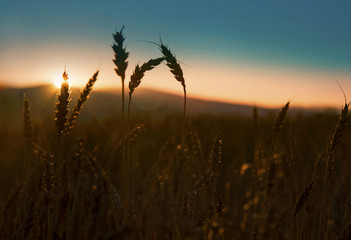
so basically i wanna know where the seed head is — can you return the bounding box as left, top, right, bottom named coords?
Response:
left=129, top=57, right=164, bottom=96
left=55, top=70, right=70, bottom=140
left=159, top=42, right=185, bottom=88
left=112, top=26, right=129, bottom=80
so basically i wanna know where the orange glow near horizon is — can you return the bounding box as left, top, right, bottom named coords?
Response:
left=1, top=43, right=351, bottom=109
left=4, top=61, right=351, bottom=109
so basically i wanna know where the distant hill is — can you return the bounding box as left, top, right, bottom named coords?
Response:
left=0, top=85, right=336, bottom=127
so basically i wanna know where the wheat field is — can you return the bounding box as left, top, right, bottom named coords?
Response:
left=0, top=29, right=351, bottom=240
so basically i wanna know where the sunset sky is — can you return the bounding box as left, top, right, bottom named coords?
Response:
left=1, top=0, right=351, bottom=108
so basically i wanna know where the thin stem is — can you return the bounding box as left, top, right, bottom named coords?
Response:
left=121, top=76, right=129, bottom=213
left=126, top=94, right=131, bottom=210
left=121, top=77, right=125, bottom=123
left=294, top=173, right=299, bottom=240
left=66, top=175, right=81, bottom=240
left=317, top=160, right=329, bottom=240
left=290, top=134, right=300, bottom=240
left=182, top=85, right=187, bottom=142
left=48, top=198, right=52, bottom=240
left=326, top=197, right=332, bottom=240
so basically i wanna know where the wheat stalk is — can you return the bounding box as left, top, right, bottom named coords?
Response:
left=139, top=39, right=187, bottom=137
left=318, top=102, right=349, bottom=240
left=42, top=152, right=54, bottom=200
left=294, top=180, right=315, bottom=217
left=125, top=57, right=163, bottom=208
left=266, top=154, right=278, bottom=206
left=266, top=102, right=290, bottom=207
left=159, top=43, right=185, bottom=88
left=112, top=26, right=129, bottom=209
left=289, top=129, right=302, bottom=240
left=273, top=102, right=290, bottom=133
left=112, top=26, right=129, bottom=119
left=23, top=94, right=33, bottom=147
left=65, top=71, right=99, bottom=136
left=327, top=103, right=349, bottom=193
left=339, top=222, right=351, bottom=240
left=129, top=57, right=164, bottom=98
left=252, top=106, right=258, bottom=135
left=55, top=70, right=70, bottom=141
left=158, top=41, right=187, bottom=139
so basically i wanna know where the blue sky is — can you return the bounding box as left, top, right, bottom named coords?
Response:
left=1, top=0, right=351, bottom=107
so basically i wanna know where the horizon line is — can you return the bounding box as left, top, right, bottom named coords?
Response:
left=0, top=82, right=343, bottom=111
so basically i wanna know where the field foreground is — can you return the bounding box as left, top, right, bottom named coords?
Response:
left=0, top=90, right=351, bottom=240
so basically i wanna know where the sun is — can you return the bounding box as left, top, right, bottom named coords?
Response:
left=54, top=78, right=63, bottom=88
left=53, top=74, right=72, bottom=89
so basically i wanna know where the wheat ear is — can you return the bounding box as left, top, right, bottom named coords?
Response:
left=23, top=93, right=33, bottom=146
left=112, top=26, right=129, bottom=119
left=159, top=41, right=187, bottom=138
left=112, top=26, right=129, bottom=209
left=266, top=101, right=290, bottom=206
left=294, top=180, right=315, bottom=217
left=65, top=71, right=99, bottom=136
left=273, top=102, right=290, bottom=133
left=55, top=70, right=70, bottom=140
left=129, top=57, right=164, bottom=97
left=327, top=103, right=349, bottom=193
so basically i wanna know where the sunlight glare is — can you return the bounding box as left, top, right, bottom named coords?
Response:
left=54, top=78, right=63, bottom=88
left=53, top=75, right=71, bottom=89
